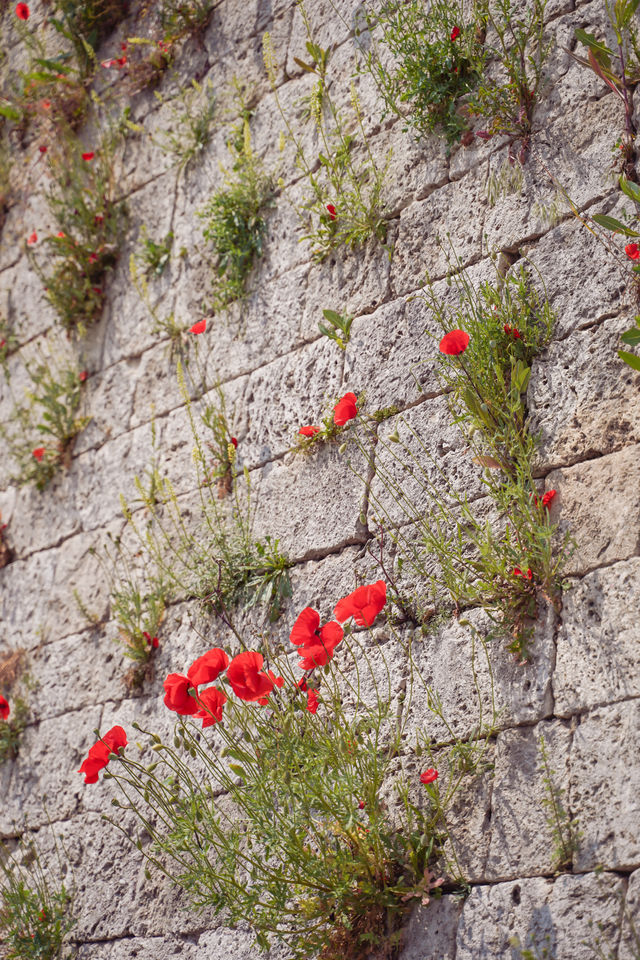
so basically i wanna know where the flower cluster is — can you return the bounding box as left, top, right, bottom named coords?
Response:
left=297, top=391, right=359, bottom=444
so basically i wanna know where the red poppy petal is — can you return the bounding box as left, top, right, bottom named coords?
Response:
left=189, top=318, right=207, bottom=334
left=439, top=330, right=470, bottom=355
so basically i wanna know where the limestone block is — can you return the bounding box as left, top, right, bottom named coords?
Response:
left=286, top=544, right=365, bottom=626
left=0, top=703, right=103, bottom=835
left=74, top=423, right=157, bottom=532
left=198, top=925, right=291, bottom=959
left=619, top=868, right=640, bottom=960
left=0, top=547, right=57, bottom=649
left=456, top=872, right=625, bottom=960
left=554, top=558, right=640, bottom=716
left=403, top=608, right=554, bottom=747
left=302, top=234, right=393, bottom=343
left=100, top=255, right=164, bottom=369
left=368, top=396, right=486, bottom=529
left=570, top=700, right=640, bottom=871
left=73, top=359, right=139, bottom=456
left=250, top=440, right=372, bottom=561
left=546, top=444, right=640, bottom=576
left=128, top=340, right=192, bottom=431
left=485, top=720, right=573, bottom=880
left=391, top=169, right=487, bottom=296
left=75, top=936, right=200, bottom=959
left=378, top=121, right=449, bottom=218
left=529, top=312, right=640, bottom=471
left=393, top=897, right=463, bottom=960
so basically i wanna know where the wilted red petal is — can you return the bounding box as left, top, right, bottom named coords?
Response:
left=439, top=330, right=470, bottom=355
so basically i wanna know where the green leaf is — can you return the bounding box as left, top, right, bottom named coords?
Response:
left=619, top=175, right=640, bottom=205
left=618, top=349, right=640, bottom=370
left=0, top=103, right=22, bottom=121
left=621, top=327, right=640, bottom=346
left=575, top=28, right=613, bottom=64
left=228, top=762, right=247, bottom=779
left=592, top=214, right=639, bottom=236
left=322, top=309, right=342, bottom=325
left=293, top=57, right=316, bottom=73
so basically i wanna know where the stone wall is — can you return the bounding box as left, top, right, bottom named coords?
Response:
left=1, top=0, right=640, bottom=956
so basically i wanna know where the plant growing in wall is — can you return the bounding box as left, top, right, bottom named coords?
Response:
left=0, top=835, right=75, bottom=959
left=468, top=0, right=552, bottom=162
left=32, top=133, right=127, bottom=336
left=153, top=77, right=217, bottom=172
left=198, top=108, right=275, bottom=311
left=263, top=12, right=390, bottom=260
left=353, top=0, right=487, bottom=146
left=0, top=650, right=29, bottom=765
left=0, top=355, right=91, bottom=491
left=83, top=582, right=496, bottom=959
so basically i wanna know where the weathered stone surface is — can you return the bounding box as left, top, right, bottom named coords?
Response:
left=396, top=896, right=462, bottom=960
left=456, top=872, right=625, bottom=960
left=570, top=700, right=640, bottom=871
left=554, top=558, right=640, bottom=716
left=529, top=312, right=640, bottom=471
left=486, top=720, right=573, bottom=881
left=619, top=868, right=640, bottom=960
left=546, top=444, right=640, bottom=576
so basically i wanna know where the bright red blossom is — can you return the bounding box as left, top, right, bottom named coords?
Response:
left=534, top=489, right=557, bottom=509
left=504, top=324, right=521, bottom=339
left=78, top=725, right=127, bottom=784
left=27, top=231, right=37, bottom=245
left=450, top=25, right=461, bottom=40
left=306, top=689, right=319, bottom=714
left=439, top=329, right=470, bottom=355
left=231, top=437, right=238, bottom=448
left=334, top=580, right=387, bottom=627
left=333, top=391, right=358, bottom=426
left=39, top=145, right=47, bottom=154
left=290, top=607, right=344, bottom=669
left=79, top=370, right=88, bottom=382
left=625, top=243, right=640, bottom=261
left=32, top=447, right=45, bottom=461
left=195, top=687, right=227, bottom=727
left=189, top=318, right=207, bottom=335
left=82, top=152, right=94, bottom=161
left=15, top=2, right=30, bottom=18
left=420, top=768, right=438, bottom=785
left=226, top=651, right=282, bottom=704
left=326, top=204, right=337, bottom=220
left=0, top=696, right=9, bottom=721
left=163, top=673, right=199, bottom=715
left=299, top=425, right=320, bottom=438
left=513, top=566, right=533, bottom=580
left=187, top=647, right=229, bottom=686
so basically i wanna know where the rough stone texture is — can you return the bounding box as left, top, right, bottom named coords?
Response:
left=1, top=0, right=640, bottom=956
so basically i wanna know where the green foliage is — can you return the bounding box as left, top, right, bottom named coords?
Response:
left=50, top=0, right=127, bottom=76
left=154, top=78, right=216, bottom=170
left=159, top=0, right=215, bottom=42
left=198, top=115, right=274, bottom=310
left=264, top=15, right=389, bottom=260
left=318, top=308, right=354, bottom=349
left=0, top=837, right=75, bottom=959
left=135, top=227, right=173, bottom=277
left=468, top=0, right=552, bottom=160
left=34, top=134, right=127, bottom=336
left=1, top=358, right=90, bottom=491
left=0, top=697, right=28, bottom=764
left=356, top=0, right=487, bottom=145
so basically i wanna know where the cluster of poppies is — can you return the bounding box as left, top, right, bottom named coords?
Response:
left=299, top=391, right=358, bottom=438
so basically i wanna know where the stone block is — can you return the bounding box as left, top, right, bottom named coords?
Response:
left=546, top=444, right=640, bottom=576
left=0, top=547, right=57, bottom=649
left=570, top=700, right=640, bottom=871
left=529, top=312, right=640, bottom=471
left=619, top=868, right=640, bottom=960
left=554, top=558, right=640, bottom=716
left=485, top=720, right=573, bottom=880
left=391, top=169, right=487, bottom=296
left=456, top=872, right=625, bottom=960
left=395, top=896, right=463, bottom=960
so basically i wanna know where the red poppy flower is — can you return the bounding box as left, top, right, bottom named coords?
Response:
left=306, top=689, right=319, bottom=714
left=334, top=580, right=387, bottom=628
left=15, top=2, right=29, bottom=18
left=194, top=687, right=227, bottom=727
left=27, top=231, right=37, bottom=245
left=439, top=329, right=470, bottom=355
left=513, top=567, right=533, bottom=580
left=534, top=489, right=557, bottom=509
left=187, top=647, right=229, bottom=686
left=420, top=768, right=438, bottom=785
left=290, top=607, right=344, bottom=669
left=504, top=324, right=521, bottom=339
left=450, top=25, right=461, bottom=40
left=0, top=696, right=9, bottom=721
left=358, top=800, right=365, bottom=809
left=326, top=204, right=337, bottom=220
left=297, top=677, right=308, bottom=692
left=57, top=231, right=65, bottom=238
left=231, top=437, right=238, bottom=448
left=121, top=42, right=127, bottom=51
left=41, top=100, right=51, bottom=110
left=227, top=651, right=280, bottom=703
left=79, top=370, right=88, bottom=382
left=82, top=152, right=94, bottom=161
left=189, top=318, right=207, bottom=334
left=299, top=425, right=320, bottom=437
left=88, top=253, right=98, bottom=264
left=625, top=243, right=640, bottom=261
left=32, top=447, right=45, bottom=461
left=78, top=725, right=127, bottom=784
left=333, top=391, right=358, bottom=426
left=38, top=145, right=47, bottom=154
left=163, top=673, right=199, bottom=715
